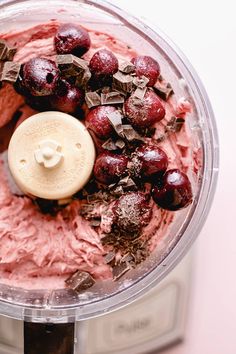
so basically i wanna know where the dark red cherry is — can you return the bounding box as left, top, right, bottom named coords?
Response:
left=135, top=144, right=168, bottom=178
left=93, top=151, right=128, bottom=184
left=50, top=80, right=84, bottom=114
left=152, top=169, right=193, bottom=211
left=54, top=23, right=91, bottom=57
left=124, top=90, right=165, bottom=129
left=113, top=192, right=152, bottom=236
left=131, top=55, right=160, bottom=86
left=89, top=49, right=118, bottom=78
left=85, top=105, right=116, bottom=139
left=22, top=58, right=59, bottom=96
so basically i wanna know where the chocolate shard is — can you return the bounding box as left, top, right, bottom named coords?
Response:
left=133, top=86, right=147, bottom=100
left=153, top=80, right=174, bottom=101
left=102, top=138, right=117, bottom=151
left=112, top=261, right=131, bottom=280
left=0, top=61, right=21, bottom=83
left=101, top=91, right=124, bottom=105
left=133, top=75, right=149, bottom=88
left=104, top=251, right=116, bottom=265
left=65, top=270, right=95, bottom=292
left=115, top=139, right=125, bottom=149
left=118, top=60, right=135, bottom=74
left=112, top=71, right=133, bottom=94
left=112, top=185, right=124, bottom=196
left=85, top=91, right=101, bottom=108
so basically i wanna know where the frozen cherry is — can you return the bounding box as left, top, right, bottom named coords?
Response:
left=113, top=192, right=152, bottom=236
left=85, top=105, right=116, bottom=139
left=22, top=58, right=59, bottom=96
left=124, top=90, right=165, bottom=129
left=89, top=49, right=118, bottom=78
left=152, top=169, right=193, bottom=211
left=94, top=151, right=128, bottom=184
left=54, top=23, right=91, bottom=57
left=131, top=55, right=160, bottom=86
left=134, top=144, right=168, bottom=178
left=50, top=80, right=84, bottom=114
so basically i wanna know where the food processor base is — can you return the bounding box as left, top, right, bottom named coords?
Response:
left=0, top=252, right=192, bottom=354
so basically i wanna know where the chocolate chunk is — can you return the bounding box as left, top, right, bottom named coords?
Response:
left=153, top=80, right=174, bottom=101
left=133, top=75, right=149, bottom=88
left=165, top=116, right=185, bottom=133
left=101, top=91, right=124, bottom=105
left=90, top=219, right=101, bottom=227
left=115, top=139, right=125, bottom=149
left=112, top=262, right=131, bottom=280
left=107, top=110, right=124, bottom=135
left=112, top=72, right=133, bottom=94
left=133, top=86, right=147, bottom=100
left=57, top=54, right=87, bottom=75
left=175, top=117, right=185, bottom=132
left=112, top=185, right=124, bottom=196
left=156, top=134, right=166, bottom=143
left=0, top=40, right=7, bottom=61
left=121, top=124, right=144, bottom=142
left=0, top=40, right=17, bottom=61
left=85, top=91, right=101, bottom=108
left=121, top=253, right=134, bottom=263
left=118, top=176, right=136, bottom=190
left=118, top=60, right=135, bottom=74
left=104, top=251, right=116, bottom=265
left=65, top=270, right=95, bottom=292
left=102, top=138, right=117, bottom=151
left=57, top=54, right=91, bottom=86
left=0, top=61, right=21, bottom=83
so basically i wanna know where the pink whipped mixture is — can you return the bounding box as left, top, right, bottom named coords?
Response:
left=0, top=22, right=196, bottom=289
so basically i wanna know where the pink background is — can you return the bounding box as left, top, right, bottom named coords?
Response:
left=111, top=1, right=236, bottom=353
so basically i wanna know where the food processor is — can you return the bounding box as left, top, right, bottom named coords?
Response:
left=0, top=0, right=219, bottom=353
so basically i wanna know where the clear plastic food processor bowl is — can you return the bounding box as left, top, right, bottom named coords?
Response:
left=0, top=0, right=219, bottom=323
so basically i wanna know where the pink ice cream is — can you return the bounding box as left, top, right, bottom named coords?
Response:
left=0, top=22, right=198, bottom=289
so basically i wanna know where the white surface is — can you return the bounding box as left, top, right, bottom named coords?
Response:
left=110, top=1, right=235, bottom=354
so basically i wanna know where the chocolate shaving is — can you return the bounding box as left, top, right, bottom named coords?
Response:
left=133, top=75, right=149, bottom=88
left=85, top=91, right=101, bottom=108
left=133, top=86, right=147, bottom=100
left=101, top=91, right=124, bottom=105
left=112, top=71, right=133, bottom=94
left=153, top=80, right=174, bottom=101
left=0, top=61, right=21, bottom=83
left=65, top=270, right=95, bottom=292
left=112, top=261, right=131, bottom=280
left=102, top=138, right=117, bottom=151
left=0, top=40, right=17, bottom=61
left=104, top=251, right=116, bottom=265
left=118, top=60, right=135, bottom=74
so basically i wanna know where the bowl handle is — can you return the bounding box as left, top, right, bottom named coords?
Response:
left=24, top=321, right=75, bottom=354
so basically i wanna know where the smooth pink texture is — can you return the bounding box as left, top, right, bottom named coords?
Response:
left=0, top=22, right=195, bottom=289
